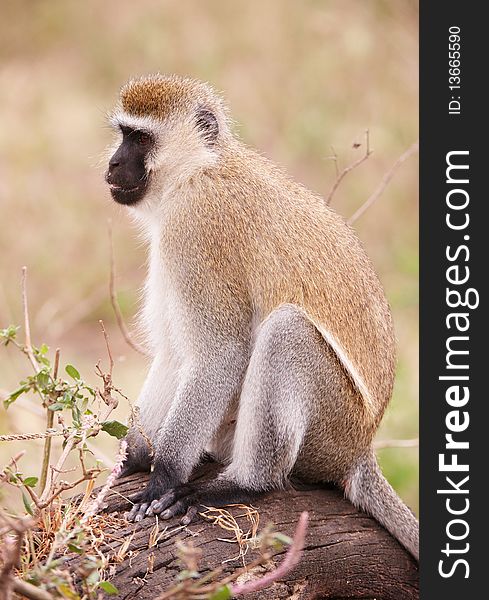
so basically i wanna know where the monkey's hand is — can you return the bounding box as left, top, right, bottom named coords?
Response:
left=126, top=465, right=182, bottom=522
left=126, top=478, right=259, bottom=525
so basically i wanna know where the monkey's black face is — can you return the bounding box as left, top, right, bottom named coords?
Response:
left=106, top=126, right=153, bottom=205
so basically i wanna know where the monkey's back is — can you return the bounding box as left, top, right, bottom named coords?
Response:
left=221, top=146, right=395, bottom=423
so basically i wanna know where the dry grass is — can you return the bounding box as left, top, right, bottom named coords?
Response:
left=200, top=504, right=260, bottom=565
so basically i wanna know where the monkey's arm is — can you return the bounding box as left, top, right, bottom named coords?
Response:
left=120, top=350, right=179, bottom=477
left=127, top=344, right=247, bottom=522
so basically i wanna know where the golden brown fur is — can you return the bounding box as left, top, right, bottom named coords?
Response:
left=158, top=139, right=395, bottom=422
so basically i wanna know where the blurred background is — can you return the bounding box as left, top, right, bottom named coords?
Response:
left=0, top=0, right=418, bottom=512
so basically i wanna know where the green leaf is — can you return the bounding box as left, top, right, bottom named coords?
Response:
left=209, top=585, right=232, bottom=600
left=67, top=543, right=84, bottom=554
left=65, top=364, right=81, bottom=380
left=22, top=493, right=33, bottom=515
left=85, top=386, right=96, bottom=397
left=55, top=583, right=80, bottom=599
left=98, top=581, right=119, bottom=595
left=0, top=325, right=19, bottom=345
left=36, top=370, right=50, bottom=389
left=72, top=403, right=81, bottom=427
left=4, top=385, right=28, bottom=408
left=48, top=403, right=65, bottom=411
left=8, top=472, right=20, bottom=484
left=23, top=476, right=38, bottom=487
left=101, top=420, right=128, bottom=440
left=273, top=532, right=292, bottom=545
left=63, top=390, right=74, bottom=404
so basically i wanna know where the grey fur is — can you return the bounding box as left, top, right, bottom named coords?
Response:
left=347, top=451, right=419, bottom=560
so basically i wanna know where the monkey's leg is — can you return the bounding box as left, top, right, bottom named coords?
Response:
left=146, top=304, right=360, bottom=523
left=127, top=340, right=249, bottom=521
left=120, top=351, right=179, bottom=478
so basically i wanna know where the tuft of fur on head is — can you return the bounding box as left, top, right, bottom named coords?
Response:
left=120, top=74, right=227, bottom=121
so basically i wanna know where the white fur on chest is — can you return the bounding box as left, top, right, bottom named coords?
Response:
left=134, top=210, right=181, bottom=360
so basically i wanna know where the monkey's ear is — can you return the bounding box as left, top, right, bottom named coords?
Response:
left=195, top=108, right=219, bottom=146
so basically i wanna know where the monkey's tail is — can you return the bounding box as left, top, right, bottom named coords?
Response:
left=344, top=450, right=419, bottom=561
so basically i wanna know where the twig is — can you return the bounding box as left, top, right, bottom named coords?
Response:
left=375, top=438, right=419, bottom=449
left=12, top=579, right=54, bottom=600
left=326, top=145, right=340, bottom=178
left=107, top=220, right=148, bottom=356
left=128, top=405, right=154, bottom=459
left=95, top=320, right=119, bottom=417
left=0, top=534, right=22, bottom=599
left=40, top=348, right=60, bottom=494
left=21, top=267, right=39, bottom=373
left=82, top=441, right=127, bottom=521
left=348, top=140, right=419, bottom=224
left=99, top=320, right=114, bottom=379
left=0, top=452, right=26, bottom=483
left=0, top=509, right=35, bottom=600
left=231, top=511, right=309, bottom=596
left=38, top=431, right=77, bottom=505
left=325, top=130, right=372, bottom=205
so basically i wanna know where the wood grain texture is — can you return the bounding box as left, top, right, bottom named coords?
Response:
left=69, top=465, right=419, bottom=599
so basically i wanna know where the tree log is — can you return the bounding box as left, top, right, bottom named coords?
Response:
left=69, top=465, right=418, bottom=599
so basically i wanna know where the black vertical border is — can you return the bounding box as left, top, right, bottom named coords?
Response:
left=420, top=3, right=485, bottom=597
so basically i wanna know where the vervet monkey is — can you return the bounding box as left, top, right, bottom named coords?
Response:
left=105, top=74, right=418, bottom=560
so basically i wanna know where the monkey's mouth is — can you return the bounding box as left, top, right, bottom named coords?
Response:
left=109, top=183, right=140, bottom=193
left=108, top=182, right=148, bottom=206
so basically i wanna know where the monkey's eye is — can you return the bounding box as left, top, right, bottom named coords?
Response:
left=138, top=132, right=152, bottom=146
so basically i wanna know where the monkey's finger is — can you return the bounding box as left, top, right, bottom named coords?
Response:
left=126, top=502, right=149, bottom=522
left=160, top=500, right=187, bottom=520
left=148, top=490, right=176, bottom=515
left=180, top=505, right=199, bottom=526
left=125, top=503, right=141, bottom=522
left=145, top=499, right=160, bottom=517
left=134, top=503, right=150, bottom=522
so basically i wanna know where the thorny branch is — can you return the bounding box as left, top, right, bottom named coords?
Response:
left=21, top=267, right=40, bottom=374
left=348, top=140, right=419, bottom=224
left=325, top=130, right=372, bottom=205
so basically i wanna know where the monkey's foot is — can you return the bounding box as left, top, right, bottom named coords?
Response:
left=127, top=480, right=260, bottom=524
